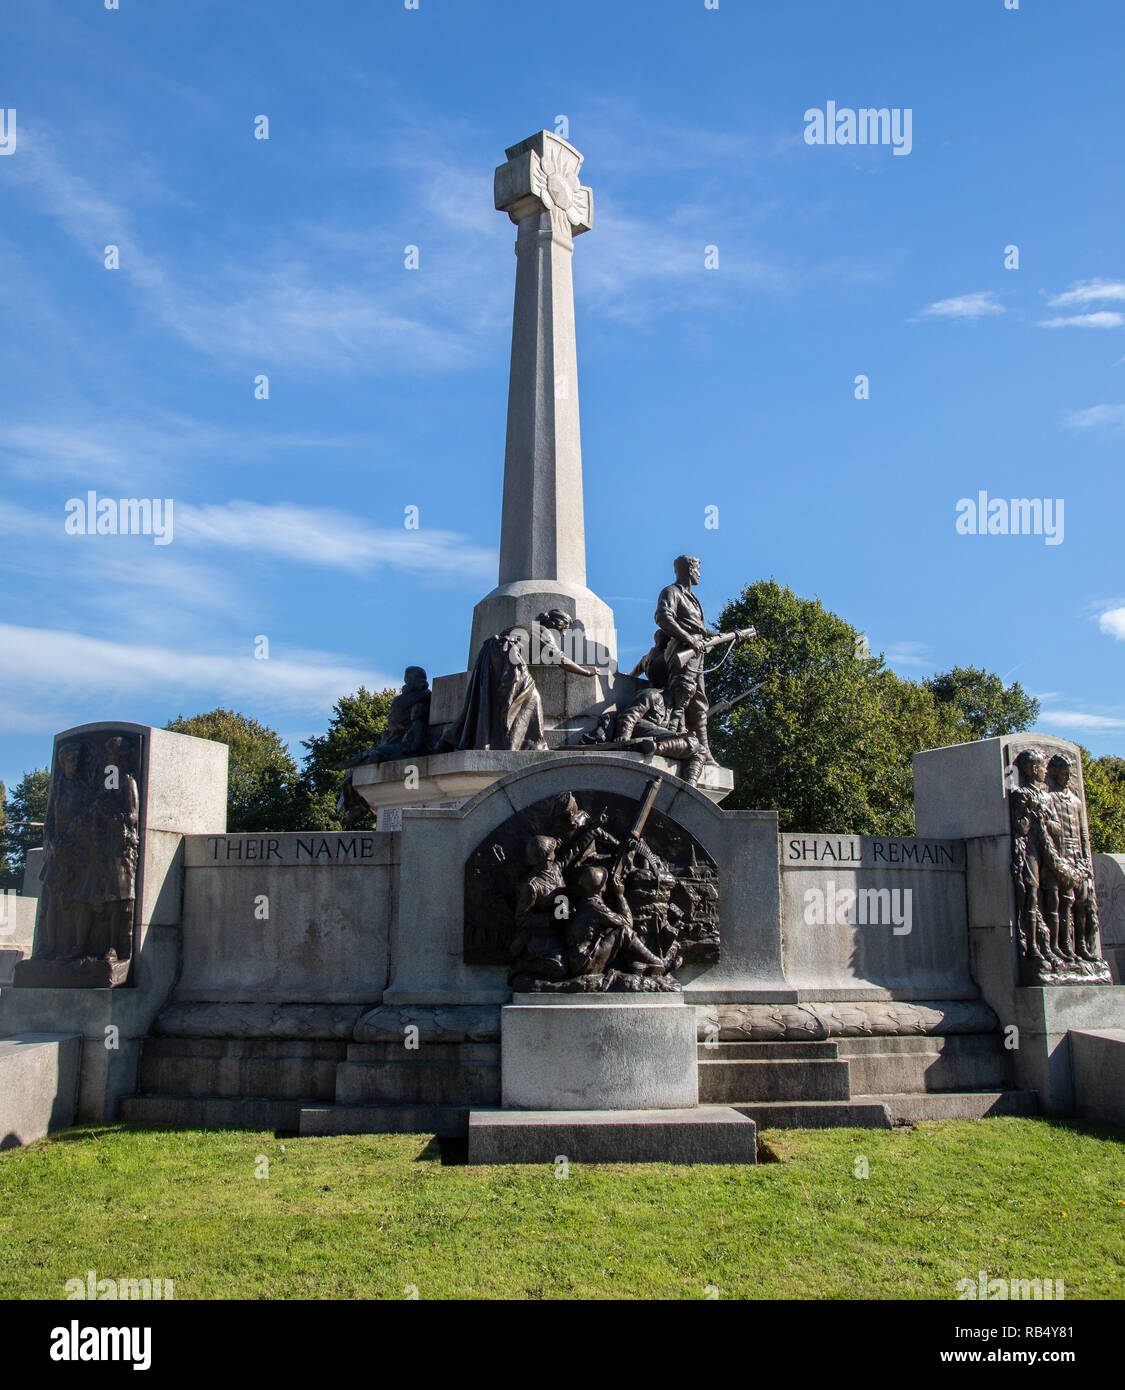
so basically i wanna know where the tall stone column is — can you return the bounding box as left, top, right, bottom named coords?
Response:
left=469, top=131, right=617, bottom=670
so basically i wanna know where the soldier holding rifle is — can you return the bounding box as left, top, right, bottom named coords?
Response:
left=634, top=555, right=756, bottom=765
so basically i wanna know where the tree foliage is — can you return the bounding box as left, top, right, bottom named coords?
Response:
left=708, top=580, right=1039, bottom=835
left=166, top=709, right=302, bottom=833
left=299, top=686, right=397, bottom=829
left=925, top=666, right=1040, bottom=741
left=1, top=768, right=51, bottom=888
left=1081, top=748, right=1125, bottom=855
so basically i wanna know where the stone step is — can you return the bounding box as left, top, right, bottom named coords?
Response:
left=697, top=1042, right=839, bottom=1060
left=334, top=1059, right=500, bottom=1107
left=731, top=1100, right=893, bottom=1130
left=698, top=1057, right=851, bottom=1103
left=833, top=1034, right=1004, bottom=1056
left=299, top=1105, right=468, bottom=1137
left=856, top=1091, right=1039, bottom=1123
left=345, top=1042, right=499, bottom=1064
left=138, top=1038, right=343, bottom=1101
left=842, top=1049, right=1011, bottom=1096
left=119, top=1094, right=307, bottom=1131
left=466, top=1107, right=757, bottom=1165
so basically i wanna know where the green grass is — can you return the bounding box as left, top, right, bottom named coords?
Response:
left=1, top=1119, right=1121, bottom=1300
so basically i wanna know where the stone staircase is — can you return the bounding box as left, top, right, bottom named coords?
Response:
left=120, top=1036, right=501, bottom=1137
left=119, top=1030, right=1036, bottom=1136
left=118, top=1037, right=347, bottom=1132
left=300, top=1042, right=500, bottom=1137
left=699, top=1033, right=1038, bottom=1129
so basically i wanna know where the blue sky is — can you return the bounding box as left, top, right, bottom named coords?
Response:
left=1, top=0, right=1123, bottom=793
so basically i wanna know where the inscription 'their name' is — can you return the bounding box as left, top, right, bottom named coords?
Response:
left=205, top=835, right=377, bottom=863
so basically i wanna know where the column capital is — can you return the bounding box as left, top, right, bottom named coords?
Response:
left=494, top=130, right=593, bottom=237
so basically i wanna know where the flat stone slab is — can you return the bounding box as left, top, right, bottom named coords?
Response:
left=1069, top=1029, right=1125, bottom=1127
left=0, top=1033, right=81, bottom=1149
left=467, top=1106, right=757, bottom=1164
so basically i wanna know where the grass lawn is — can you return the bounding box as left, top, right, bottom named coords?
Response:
left=1, top=1118, right=1121, bottom=1300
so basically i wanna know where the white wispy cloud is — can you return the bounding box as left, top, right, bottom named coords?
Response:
left=913, top=292, right=1004, bottom=321
left=1039, top=311, right=1124, bottom=329
left=1098, top=607, right=1125, bottom=640
left=882, top=640, right=934, bottom=668
left=0, top=416, right=360, bottom=486
left=0, top=623, right=396, bottom=725
left=1063, top=404, right=1125, bottom=432
left=1035, top=710, right=1125, bottom=733
left=177, top=501, right=495, bottom=580
left=8, top=126, right=489, bottom=374
left=1047, top=279, right=1125, bottom=308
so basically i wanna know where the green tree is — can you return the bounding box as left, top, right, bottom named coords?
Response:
left=1095, top=755, right=1125, bottom=786
left=710, top=580, right=914, bottom=832
left=3, top=768, right=50, bottom=888
left=925, top=666, right=1039, bottom=741
left=707, top=580, right=1037, bottom=836
left=1081, top=748, right=1125, bottom=855
left=166, top=710, right=302, bottom=833
left=299, top=686, right=397, bottom=829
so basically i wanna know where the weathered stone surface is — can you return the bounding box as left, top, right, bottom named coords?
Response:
left=152, top=1002, right=365, bottom=1040
left=0, top=924, right=180, bottom=1121
left=699, top=1056, right=850, bottom=1103
left=118, top=1094, right=304, bottom=1132
left=353, top=1004, right=501, bottom=1043
left=299, top=1104, right=467, bottom=1137
left=176, top=857, right=393, bottom=1004
left=711, top=999, right=998, bottom=1041
left=351, top=746, right=732, bottom=816
left=137, top=1037, right=344, bottom=1101
left=466, top=132, right=616, bottom=671
left=501, top=998, right=698, bottom=1110
left=1069, top=1028, right=1125, bottom=1127
left=1095, top=854, right=1125, bottom=983
left=779, top=833, right=975, bottom=1000
left=1010, top=985, right=1125, bottom=1114
left=466, top=1106, right=757, bottom=1164
left=0, top=1033, right=81, bottom=1148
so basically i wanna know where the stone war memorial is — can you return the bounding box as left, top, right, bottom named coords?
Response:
left=2, top=131, right=1123, bottom=1162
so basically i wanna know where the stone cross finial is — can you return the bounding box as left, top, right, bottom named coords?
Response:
left=469, top=132, right=616, bottom=670
left=494, top=131, right=593, bottom=240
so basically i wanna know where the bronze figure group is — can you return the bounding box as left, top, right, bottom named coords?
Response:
left=20, top=732, right=140, bottom=984
left=464, top=783, right=720, bottom=992
left=1010, top=747, right=1111, bottom=985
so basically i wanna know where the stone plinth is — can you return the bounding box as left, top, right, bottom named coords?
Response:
left=467, top=1106, right=757, bottom=1164
left=0, top=1033, right=82, bottom=1148
left=1069, top=1028, right=1125, bottom=1126
left=501, top=994, right=698, bottom=1111
left=469, top=584, right=618, bottom=673
left=351, top=747, right=734, bottom=813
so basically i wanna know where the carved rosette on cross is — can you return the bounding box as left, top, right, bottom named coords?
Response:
left=495, top=130, right=593, bottom=242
